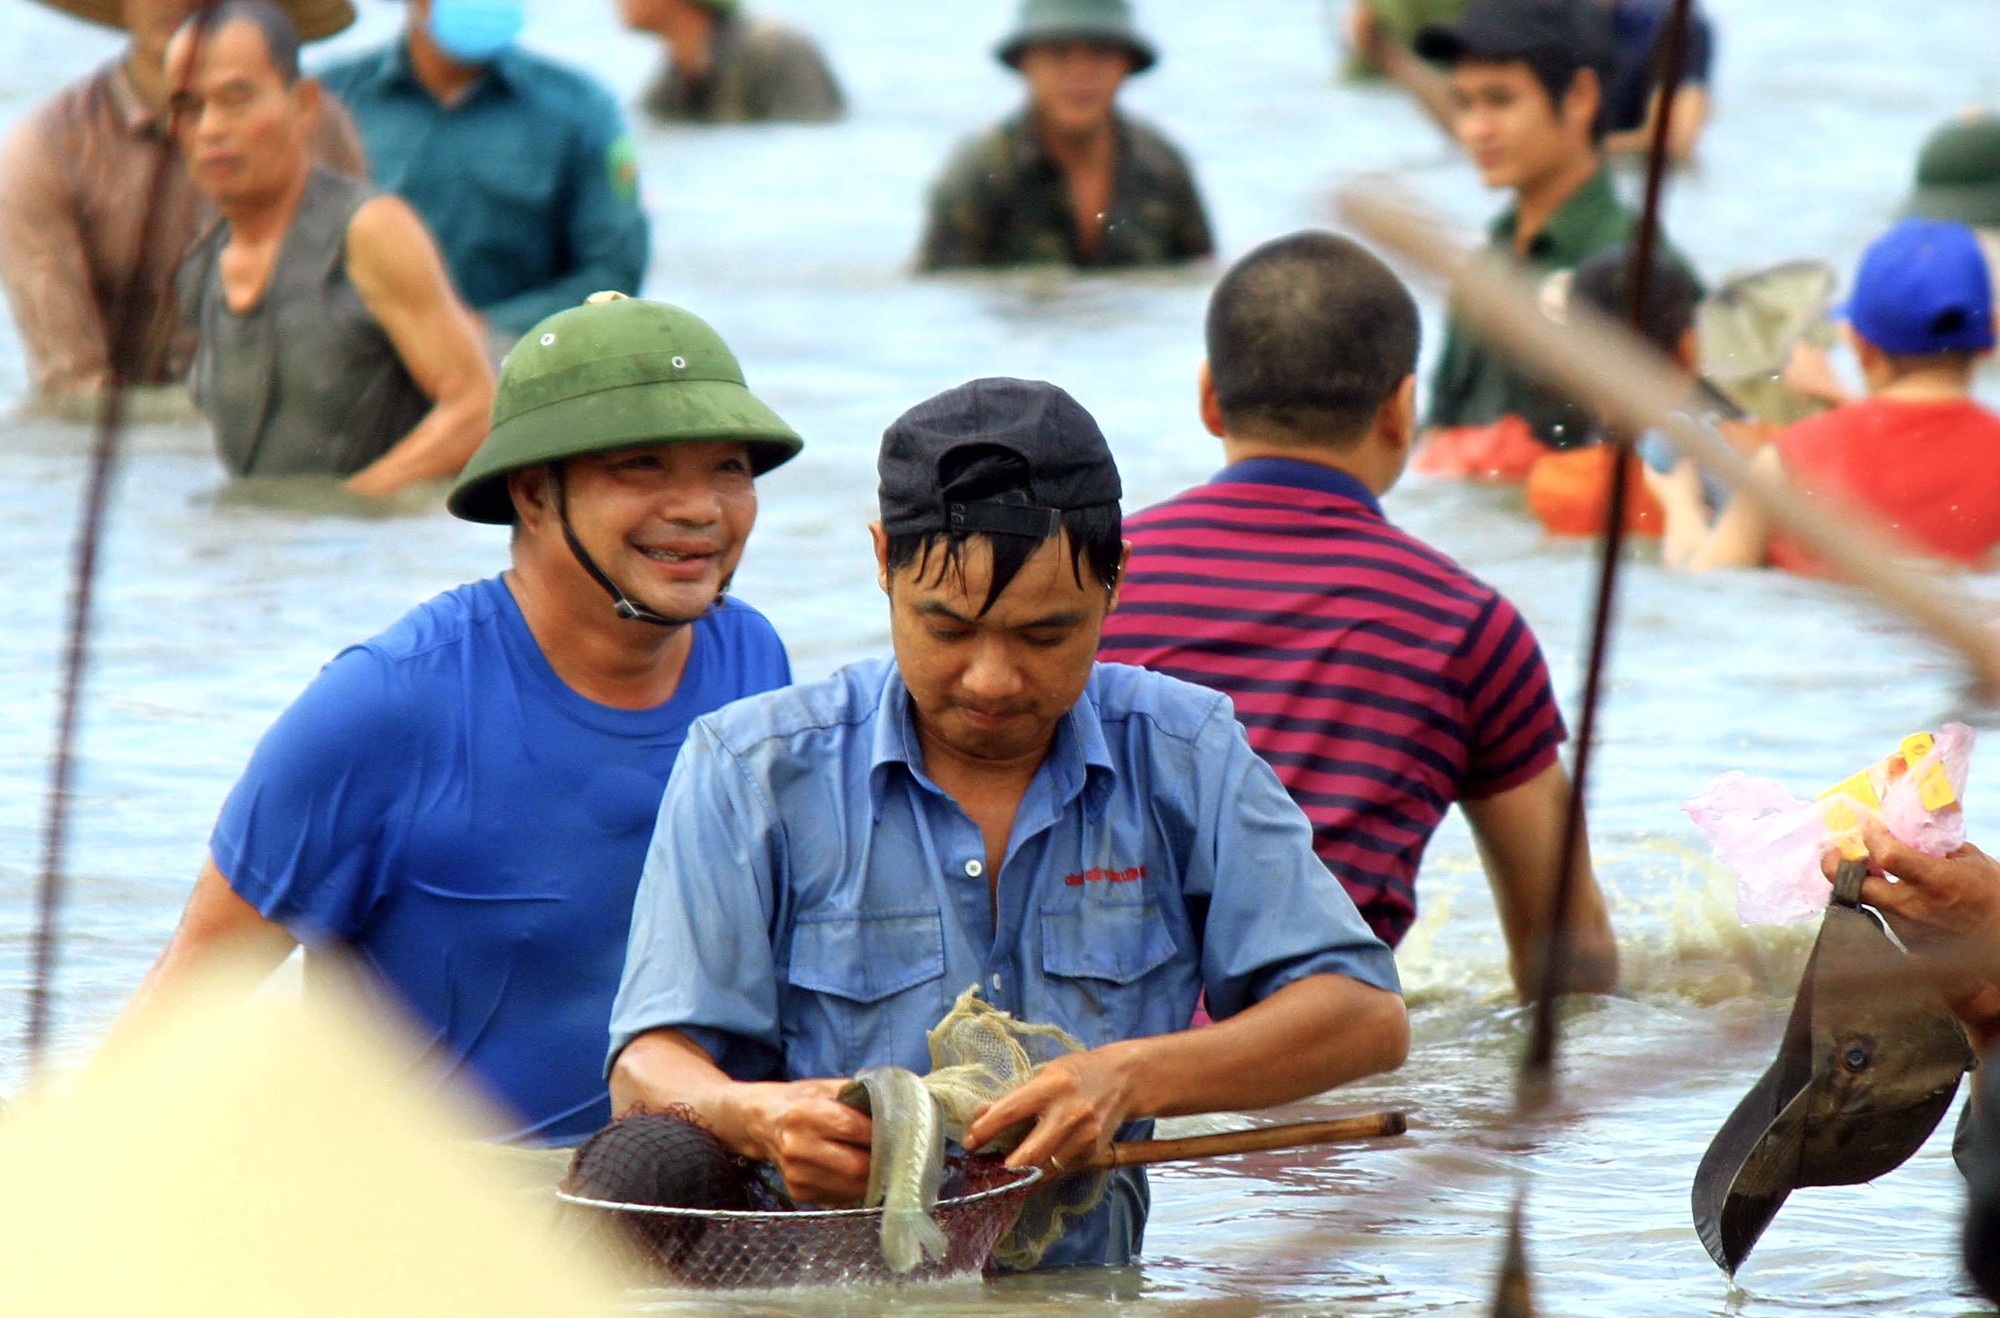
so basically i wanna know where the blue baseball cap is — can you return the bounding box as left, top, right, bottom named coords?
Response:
left=1844, top=217, right=1995, bottom=356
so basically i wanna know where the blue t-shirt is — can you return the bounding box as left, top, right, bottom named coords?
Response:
left=211, top=576, right=789, bottom=1144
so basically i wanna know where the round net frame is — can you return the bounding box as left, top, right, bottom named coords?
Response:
left=556, top=1160, right=1042, bottom=1290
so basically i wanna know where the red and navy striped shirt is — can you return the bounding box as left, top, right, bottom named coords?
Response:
left=1099, top=457, right=1566, bottom=945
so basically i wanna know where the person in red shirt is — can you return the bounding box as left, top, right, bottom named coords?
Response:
left=1662, top=217, right=2000, bottom=573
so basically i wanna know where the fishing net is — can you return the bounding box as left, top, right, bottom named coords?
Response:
left=557, top=988, right=1104, bottom=1287
left=558, top=1151, right=1040, bottom=1289
left=919, top=988, right=1108, bottom=1271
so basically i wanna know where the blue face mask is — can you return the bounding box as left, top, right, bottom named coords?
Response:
left=427, top=0, right=525, bottom=63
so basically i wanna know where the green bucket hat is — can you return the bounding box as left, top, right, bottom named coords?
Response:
left=447, top=294, right=803, bottom=525
left=1906, top=113, right=2000, bottom=228
left=996, top=0, right=1158, bottom=74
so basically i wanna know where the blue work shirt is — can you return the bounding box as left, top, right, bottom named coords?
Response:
left=316, top=42, right=648, bottom=336
left=212, top=577, right=790, bottom=1145
left=608, top=656, right=1400, bottom=1269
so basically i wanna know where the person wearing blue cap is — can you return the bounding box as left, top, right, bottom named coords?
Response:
left=317, top=0, right=648, bottom=348
left=1662, top=218, right=2000, bottom=574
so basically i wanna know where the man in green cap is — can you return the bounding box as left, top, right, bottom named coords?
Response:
left=1908, top=110, right=2000, bottom=329
left=618, top=0, right=844, bottom=125
left=917, top=0, right=1213, bottom=271
left=122, top=292, right=801, bottom=1147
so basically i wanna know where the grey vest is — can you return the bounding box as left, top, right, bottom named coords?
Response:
left=181, top=167, right=429, bottom=477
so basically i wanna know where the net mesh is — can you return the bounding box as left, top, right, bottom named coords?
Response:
left=560, top=987, right=1101, bottom=1287
left=920, top=988, right=1108, bottom=1271
left=556, top=1158, right=1040, bottom=1289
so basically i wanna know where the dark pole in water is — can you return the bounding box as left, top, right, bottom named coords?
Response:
left=1522, top=0, right=1698, bottom=1091
left=1497, top=4, right=1697, bottom=1311
left=23, top=3, right=223, bottom=1074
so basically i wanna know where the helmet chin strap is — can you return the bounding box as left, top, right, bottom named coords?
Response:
left=549, top=465, right=723, bottom=629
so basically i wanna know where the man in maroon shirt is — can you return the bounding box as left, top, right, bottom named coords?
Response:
left=1099, top=230, right=1617, bottom=999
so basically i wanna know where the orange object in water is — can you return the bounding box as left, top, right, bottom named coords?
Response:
left=1411, top=415, right=1546, bottom=482
left=1524, top=445, right=1664, bottom=537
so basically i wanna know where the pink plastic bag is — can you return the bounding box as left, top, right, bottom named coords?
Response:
left=1683, top=724, right=1973, bottom=926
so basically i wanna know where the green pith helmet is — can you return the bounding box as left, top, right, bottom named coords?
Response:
left=447, top=293, right=803, bottom=525
left=1907, top=113, right=2000, bottom=228
left=996, top=0, right=1157, bottom=74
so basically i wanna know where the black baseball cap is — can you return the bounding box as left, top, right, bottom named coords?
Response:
left=877, top=378, right=1123, bottom=539
left=1414, top=0, right=1612, bottom=73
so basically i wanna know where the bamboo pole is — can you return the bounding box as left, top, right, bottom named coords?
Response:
left=1334, top=183, right=2000, bottom=696
left=1087, top=1111, right=1409, bottom=1171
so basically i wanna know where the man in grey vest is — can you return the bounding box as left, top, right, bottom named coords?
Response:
left=169, top=0, right=493, bottom=496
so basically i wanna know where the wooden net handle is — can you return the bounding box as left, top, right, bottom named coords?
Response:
left=1084, top=1110, right=1409, bottom=1171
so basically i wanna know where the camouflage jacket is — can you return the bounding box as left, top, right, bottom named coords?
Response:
left=642, top=12, right=844, bottom=125
left=918, top=110, right=1214, bottom=271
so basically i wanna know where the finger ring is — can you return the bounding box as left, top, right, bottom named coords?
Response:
left=1049, top=1155, right=1066, bottom=1174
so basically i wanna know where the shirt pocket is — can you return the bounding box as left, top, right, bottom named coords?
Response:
left=784, top=908, right=947, bottom=1071
left=1037, top=893, right=1180, bottom=1050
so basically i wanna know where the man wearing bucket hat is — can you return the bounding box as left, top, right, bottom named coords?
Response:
left=124, top=293, right=802, bottom=1146
left=619, top=0, right=843, bottom=125
left=608, top=377, right=1405, bottom=1268
left=0, top=0, right=365, bottom=403
left=1672, top=217, right=2000, bottom=575
left=917, top=0, right=1212, bottom=271
left=318, top=0, right=648, bottom=347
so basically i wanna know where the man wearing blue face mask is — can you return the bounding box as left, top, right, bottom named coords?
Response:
left=318, top=0, right=648, bottom=347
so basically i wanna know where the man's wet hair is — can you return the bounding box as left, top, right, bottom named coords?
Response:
left=883, top=446, right=1122, bottom=617
left=1205, top=230, right=1420, bottom=448
left=177, top=0, right=304, bottom=86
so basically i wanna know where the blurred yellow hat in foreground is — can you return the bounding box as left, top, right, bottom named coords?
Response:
left=0, top=959, right=628, bottom=1316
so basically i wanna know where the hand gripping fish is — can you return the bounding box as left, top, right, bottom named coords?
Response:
left=839, top=1065, right=949, bottom=1272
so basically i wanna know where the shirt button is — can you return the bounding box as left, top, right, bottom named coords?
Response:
left=964, top=859, right=985, bottom=879
left=991, top=973, right=1003, bottom=993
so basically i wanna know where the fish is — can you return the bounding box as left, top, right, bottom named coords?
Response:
left=840, top=1064, right=948, bottom=1273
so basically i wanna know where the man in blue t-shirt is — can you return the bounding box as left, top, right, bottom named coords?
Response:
left=125, top=293, right=802, bottom=1145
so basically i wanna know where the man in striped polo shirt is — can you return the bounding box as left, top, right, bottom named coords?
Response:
left=1099, top=231, right=1618, bottom=999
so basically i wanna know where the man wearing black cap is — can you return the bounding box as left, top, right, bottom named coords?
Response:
left=917, top=0, right=1213, bottom=271
left=1405, top=0, right=1693, bottom=473
left=607, top=378, right=1406, bottom=1269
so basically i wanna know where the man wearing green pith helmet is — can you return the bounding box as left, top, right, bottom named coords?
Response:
left=918, top=0, right=1213, bottom=271
left=122, top=293, right=802, bottom=1147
